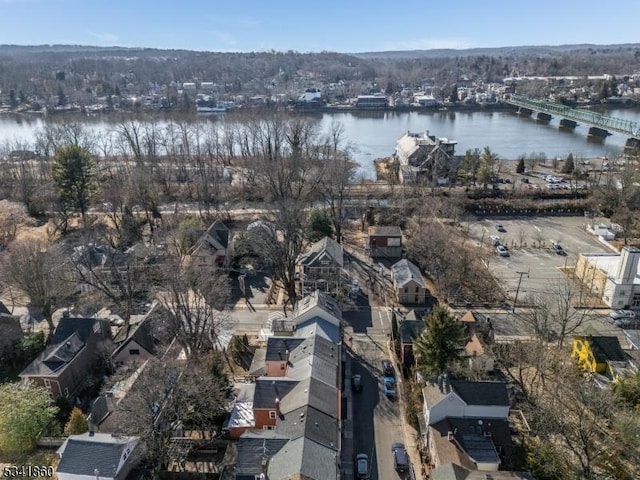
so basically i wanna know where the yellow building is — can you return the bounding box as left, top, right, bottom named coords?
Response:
left=571, top=335, right=628, bottom=378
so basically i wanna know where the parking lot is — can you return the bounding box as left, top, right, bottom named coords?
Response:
left=465, top=216, right=615, bottom=300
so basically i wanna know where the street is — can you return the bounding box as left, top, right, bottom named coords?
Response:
left=345, top=306, right=409, bottom=480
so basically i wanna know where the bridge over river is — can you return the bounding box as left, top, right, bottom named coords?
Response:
left=506, top=94, right=640, bottom=149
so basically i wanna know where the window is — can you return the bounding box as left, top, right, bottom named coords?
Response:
left=129, top=349, right=140, bottom=355
left=64, top=387, right=70, bottom=398
left=263, top=425, right=275, bottom=431
left=280, top=364, right=285, bottom=370
left=388, top=237, right=401, bottom=247
left=415, top=286, right=419, bottom=293
left=269, top=411, right=277, bottom=419
left=404, top=287, right=408, bottom=293
left=632, top=293, right=640, bottom=307
left=44, top=379, right=51, bottom=389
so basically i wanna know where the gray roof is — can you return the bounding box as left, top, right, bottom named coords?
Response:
left=431, top=463, right=470, bottom=480
left=21, top=332, right=86, bottom=377
left=267, top=436, right=338, bottom=480
left=88, top=395, right=112, bottom=427
left=235, top=430, right=289, bottom=477
left=253, top=379, right=297, bottom=409
left=294, top=315, right=341, bottom=343
left=369, top=225, right=402, bottom=236
left=57, top=433, right=137, bottom=478
left=391, top=259, right=426, bottom=288
left=297, top=236, right=344, bottom=268
left=450, top=381, right=510, bottom=406
left=265, top=337, right=305, bottom=362
left=400, top=319, right=424, bottom=344
left=279, top=377, right=338, bottom=418
left=276, top=405, right=338, bottom=449
left=294, top=290, right=342, bottom=324
left=53, top=317, right=111, bottom=344
left=204, top=219, right=230, bottom=248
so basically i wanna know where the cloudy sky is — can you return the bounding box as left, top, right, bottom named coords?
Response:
left=1, top=0, right=638, bottom=53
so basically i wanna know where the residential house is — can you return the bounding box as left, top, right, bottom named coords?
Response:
left=391, top=259, right=427, bottom=305
left=423, top=379, right=513, bottom=472
left=399, top=310, right=424, bottom=366
left=460, top=311, right=495, bottom=373
left=395, top=131, right=457, bottom=184
left=20, top=315, right=112, bottom=400
left=0, top=301, right=23, bottom=365
left=56, top=432, right=140, bottom=480
left=111, top=303, right=173, bottom=366
left=188, top=219, right=230, bottom=273
left=227, top=291, right=341, bottom=479
left=296, top=236, right=344, bottom=296
left=367, top=225, right=402, bottom=259
left=355, top=94, right=388, bottom=109
left=571, top=335, right=631, bottom=378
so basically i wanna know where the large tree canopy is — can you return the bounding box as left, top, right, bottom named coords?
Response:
left=0, top=383, right=58, bottom=455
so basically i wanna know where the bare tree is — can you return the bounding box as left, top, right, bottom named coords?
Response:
left=158, top=257, right=233, bottom=357
left=1, top=239, right=72, bottom=337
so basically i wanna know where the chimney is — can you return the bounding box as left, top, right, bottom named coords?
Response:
left=285, top=349, right=290, bottom=362
left=275, top=397, right=280, bottom=417
left=447, top=431, right=454, bottom=441
left=89, top=430, right=95, bottom=437
left=62, top=309, right=70, bottom=318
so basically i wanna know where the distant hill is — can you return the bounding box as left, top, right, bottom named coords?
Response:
left=352, top=43, right=640, bottom=60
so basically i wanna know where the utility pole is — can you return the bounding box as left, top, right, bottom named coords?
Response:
left=512, top=271, right=529, bottom=313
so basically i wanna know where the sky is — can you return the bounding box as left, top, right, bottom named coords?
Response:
left=1, top=0, right=639, bottom=53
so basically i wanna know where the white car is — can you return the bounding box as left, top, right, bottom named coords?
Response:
left=497, top=245, right=510, bottom=257
left=610, top=310, right=636, bottom=321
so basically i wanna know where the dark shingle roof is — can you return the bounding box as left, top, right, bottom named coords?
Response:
left=235, top=431, right=289, bottom=477
left=275, top=405, right=338, bottom=450
left=0, top=301, right=11, bottom=316
left=450, top=381, right=510, bottom=406
left=52, top=317, right=110, bottom=344
left=253, top=379, right=297, bottom=409
left=582, top=336, right=627, bottom=363
left=88, top=395, right=113, bottom=427
left=205, top=219, right=230, bottom=248
left=297, top=236, right=344, bottom=268
left=43, top=332, right=84, bottom=370
left=400, top=319, right=424, bottom=344
left=57, top=434, right=137, bottom=477
left=265, top=337, right=305, bottom=362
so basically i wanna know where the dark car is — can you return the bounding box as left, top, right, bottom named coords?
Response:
left=551, top=242, right=566, bottom=255
left=351, top=374, right=362, bottom=393
left=355, top=453, right=369, bottom=479
left=495, top=223, right=506, bottom=232
left=382, top=359, right=395, bottom=378
left=392, top=443, right=409, bottom=472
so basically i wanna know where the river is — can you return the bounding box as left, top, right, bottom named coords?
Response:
left=1, top=107, right=639, bottom=178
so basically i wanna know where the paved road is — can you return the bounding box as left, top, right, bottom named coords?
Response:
left=346, top=307, right=408, bottom=480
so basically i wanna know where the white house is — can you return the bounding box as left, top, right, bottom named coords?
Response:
left=56, top=432, right=140, bottom=480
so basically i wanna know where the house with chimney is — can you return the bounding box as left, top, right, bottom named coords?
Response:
left=227, top=290, right=342, bottom=480
left=423, top=379, right=516, bottom=473
left=296, top=236, right=344, bottom=296
left=391, top=259, right=428, bottom=305
left=395, top=130, right=457, bottom=184
left=19, top=315, right=112, bottom=400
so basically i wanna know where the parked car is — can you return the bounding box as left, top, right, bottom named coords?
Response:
left=552, top=243, right=566, bottom=255
left=392, top=443, right=409, bottom=472
left=382, top=359, right=395, bottom=378
left=351, top=374, right=362, bottom=393
left=490, top=235, right=502, bottom=246
left=497, top=245, right=510, bottom=257
left=355, top=453, right=369, bottom=479
left=613, top=317, right=640, bottom=329
left=610, top=310, right=636, bottom=321
left=383, top=377, right=396, bottom=398
left=495, top=223, right=506, bottom=232
left=351, top=279, right=360, bottom=293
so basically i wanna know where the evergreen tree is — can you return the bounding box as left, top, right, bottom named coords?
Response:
left=51, top=144, right=98, bottom=225
left=516, top=157, right=526, bottom=174
left=306, top=209, right=334, bottom=243
left=562, top=153, right=575, bottom=174
left=64, top=407, right=88, bottom=435
left=413, top=306, right=467, bottom=376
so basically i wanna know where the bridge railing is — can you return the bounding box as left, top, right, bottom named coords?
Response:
left=508, top=94, right=640, bottom=137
